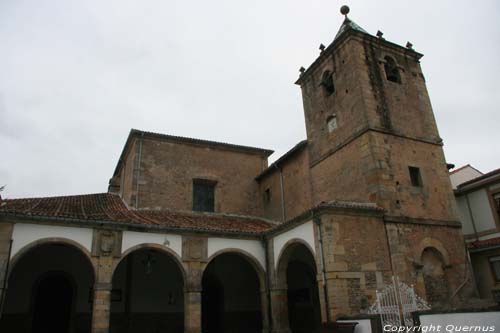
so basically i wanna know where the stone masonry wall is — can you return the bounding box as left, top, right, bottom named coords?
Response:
left=120, top=137, right=268, bottom=216
left=366, top=131, right=459, bottom=220
left=258, top=147, right=312, bottom=221
left=384, top=222, right=469, bottom=306
left=299, top=38, right=372, bottom=166
left=316, top=212, right=391, bottom=318
left=310, top=133, right=375, bottom=205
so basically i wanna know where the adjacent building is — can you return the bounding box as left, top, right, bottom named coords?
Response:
left=452, top=166, right=500, bottom=303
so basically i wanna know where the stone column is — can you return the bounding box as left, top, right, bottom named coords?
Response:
left=184, top=289, right=202, bottom=333
left=91, top=282, right=112, bottom=333
left=182, top=234, right=207, bottom=333
left=260, top=289, right=271, bottom=333
left=90, top=230, right=122, bottom=333
left=270, top=286, right=291, bottom=333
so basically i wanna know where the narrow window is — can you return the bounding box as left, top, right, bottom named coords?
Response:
left=326, top=115, right=338, bottom=133
left=489, top=256, right=500, bottom=282
left=193, top=179, right=215, bottom=212
left=384, top=56, right=401, bottom=83
left=263, top=188, right=271, bottom=205
left=408, top=166, right=422, bottom=187
left=320, top=70, right=335, bottom=95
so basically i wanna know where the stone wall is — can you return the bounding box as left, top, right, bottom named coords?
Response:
left=258, top=147, right=312, bottom=221
left=384, top=222, right=469, bottom=307
left=119, top=137, right=269, bottom=215
left=315, top=211, right=391, bottom=319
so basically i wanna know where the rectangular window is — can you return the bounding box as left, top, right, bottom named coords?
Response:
left=408, top=166, right=423, bottom=187
left=193, top=179, right=215, bottom=212
left=489, top=256, right=500, bottom=282
left=263, top=188, right=271, bottom=205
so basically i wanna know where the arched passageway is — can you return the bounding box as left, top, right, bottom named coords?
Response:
left=0, top=242, right=95, bottom=333
left=422, top=247, right=450, bottom=308
left=110, top=248, right=184, bottom=333
left=278, top=242, right=321, bottom=333
left=202, top=252, right=263, bottom=333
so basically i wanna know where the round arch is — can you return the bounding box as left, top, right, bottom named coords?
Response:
left=0, top=238, right=96, bottom=333
left=275, top=238, right=322, bottom=333
left=206, top=248, right=267, bottom=290
left=109, top=243, right=186, bottom=333
left=8, top=237, right=96, bottom=281
left=202, top=249, right=266, bottom=333
left=414, top=238, right=451, bottom=267
left=276, top=238, right=317, bottom=286
left=111, top=243, right=187, bottom=284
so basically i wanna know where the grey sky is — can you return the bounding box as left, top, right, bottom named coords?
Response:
left=1, top=0, right=499, bottom=199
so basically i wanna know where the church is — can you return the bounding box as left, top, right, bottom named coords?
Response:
left=0, top=7, right=471, bottom=333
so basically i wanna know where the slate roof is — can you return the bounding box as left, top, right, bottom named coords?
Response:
left=0, top=193, right=276, bottom=235
left=334, top=17, right=369, bottom=41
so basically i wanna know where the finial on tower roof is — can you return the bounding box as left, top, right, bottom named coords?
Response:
left=340, top=5, right=350, bottom=18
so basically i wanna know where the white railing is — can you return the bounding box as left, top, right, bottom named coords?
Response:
left=368, top=276, right=430, bottom=327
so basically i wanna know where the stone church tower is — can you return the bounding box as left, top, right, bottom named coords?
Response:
left=290, top=6, right=467, bottom=315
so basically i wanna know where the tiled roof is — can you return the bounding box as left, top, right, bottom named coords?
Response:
left=0, top=193, right=275, bottom=235
left=468, top=237, right=500, bottom=251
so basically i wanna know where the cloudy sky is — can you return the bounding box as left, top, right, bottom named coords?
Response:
left=1, top=0, right=499, bottom=198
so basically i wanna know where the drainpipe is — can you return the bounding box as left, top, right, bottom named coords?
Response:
left=135, top=134, right=144, bottom=209
left=314, top=216, right=331, bottom=323
left=464, top=194, right=479, bottom=241
left=0, top=239, right=13, bottom=320
left=275, top=165, right=286, bottom=222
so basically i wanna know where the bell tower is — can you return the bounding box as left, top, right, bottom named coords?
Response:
left=296, top=6, right=457, bottom=222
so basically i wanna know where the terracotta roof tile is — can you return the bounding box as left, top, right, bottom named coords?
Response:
left=468, top=237, right=500, bottom=250
left=0, top=193, right=275, bottom=235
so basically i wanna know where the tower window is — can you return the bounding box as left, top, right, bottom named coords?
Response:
left=193, top=179, right=215, bottom=212
left=320, top=70, right=335, bottom=95
left=326, top=115, right=338, bottom=133
left=384, top=56, right=401, bottom=83
left=408, top=166, right=422, bottom=187
left=263, top=188, right=271, bottom=205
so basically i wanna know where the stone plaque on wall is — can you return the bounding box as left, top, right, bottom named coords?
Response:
left=182, top=236, right=207, bottom=262
left=92, top=229, right=122, bottom=257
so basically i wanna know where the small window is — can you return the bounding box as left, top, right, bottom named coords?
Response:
left=327, top=115, right=338, bottom=133
left=193, top=179, right=215, bottom=212
left=489, top=256, right=500, bottom=282
left=263, top=188, right=271, bottom=205
left=408, top=166, right=422, bottom=187
left=384, top=56, right=401, bottom=83
left=320, top=70, right=335, bottom=95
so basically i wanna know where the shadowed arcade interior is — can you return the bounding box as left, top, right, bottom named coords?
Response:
left=279, top=242, right=321, bottom=333
left=109, top=248, right=184, bottom=333
left=202, top=253, right=263, bottom=333
left=0, top=243, right=95, bottom=333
